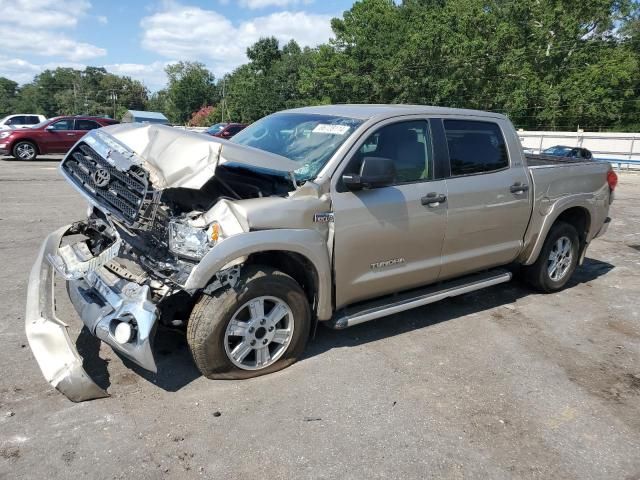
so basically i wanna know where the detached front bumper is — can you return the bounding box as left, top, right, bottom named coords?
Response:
left=26, top=225, right=159, bottom=402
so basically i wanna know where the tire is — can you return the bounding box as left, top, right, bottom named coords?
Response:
left=12, top=141, right=37, bottom=161
left=187, top=266, right=311, bottom=379
left=523, top=221, right=580, bottom=293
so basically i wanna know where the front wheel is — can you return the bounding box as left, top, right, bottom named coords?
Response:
left=187, top=266, right=311, bottom=379
left=13, top=141, right=37, bottom=161
left=523, top=221, right=580, bottom=293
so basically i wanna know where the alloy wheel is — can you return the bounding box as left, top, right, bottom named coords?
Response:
left=223, top=296, right=294, bottom=370
left=547, top=236, right=573, bottom=282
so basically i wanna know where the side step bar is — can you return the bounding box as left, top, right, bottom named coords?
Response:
left=327, top=269, right=512, bottom=329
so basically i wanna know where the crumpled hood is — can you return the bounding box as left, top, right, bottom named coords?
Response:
left=91, top=123, right=299, bottom=190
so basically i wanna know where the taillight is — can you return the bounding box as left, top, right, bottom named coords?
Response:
left=607, top=170, right=618, bottom=191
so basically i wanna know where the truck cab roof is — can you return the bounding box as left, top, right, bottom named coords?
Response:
left=283, top=104, right=508, bottom=121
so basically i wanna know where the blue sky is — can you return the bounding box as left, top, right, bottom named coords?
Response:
left=0, top=0, right=354, bottom=91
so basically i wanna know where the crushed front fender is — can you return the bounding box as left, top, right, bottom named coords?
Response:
left=25, top=225, right=109, bottom=402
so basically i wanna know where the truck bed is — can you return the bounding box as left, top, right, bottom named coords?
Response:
left=525, top=153, right=594, bottom=167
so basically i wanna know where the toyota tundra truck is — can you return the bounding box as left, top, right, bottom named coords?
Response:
left=25, top=105, right=616, bottom=401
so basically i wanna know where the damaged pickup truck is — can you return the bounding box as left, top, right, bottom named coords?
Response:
left=26, top=105, right=616, bottom=401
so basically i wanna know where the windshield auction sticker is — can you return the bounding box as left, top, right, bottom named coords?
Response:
left=312, top=124, right=351, bottom=135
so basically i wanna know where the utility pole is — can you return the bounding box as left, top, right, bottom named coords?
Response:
left=110, top=90, right=118, bottom=119
left=221, top=77, right=226, bottom=123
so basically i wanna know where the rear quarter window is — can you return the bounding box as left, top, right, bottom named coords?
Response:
left=444, top=120, right=509, bottom=176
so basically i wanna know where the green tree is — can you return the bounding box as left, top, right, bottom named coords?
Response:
left=10, top=67, right=149, bottom=119
left=0, top=77, right=18, bottom=116
left=165, top=62, right=218, bottom=124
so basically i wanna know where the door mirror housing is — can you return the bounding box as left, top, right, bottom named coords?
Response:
left=343, top=156, right=396, bottom=190
left=45, top=125, right=55, bottom=130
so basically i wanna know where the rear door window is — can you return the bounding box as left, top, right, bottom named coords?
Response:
left=444, top=120, right=509, bottom=176
left=75, top=119, right=100, bottom=131
left=227, top=126, right=244, bottom=135
left=26, top=116, right=40, bottom=124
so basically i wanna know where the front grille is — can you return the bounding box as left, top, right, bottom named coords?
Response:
left=62, top=143, right=149, bottom=224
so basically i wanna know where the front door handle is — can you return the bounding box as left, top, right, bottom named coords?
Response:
left=510, top=182, right=530, bottom=194
left=421, top=192, right=447, bottom=207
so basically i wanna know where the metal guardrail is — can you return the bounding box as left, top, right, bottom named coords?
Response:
left=518, top=130, right=640, bottom=170
left=595, top=158, right=640, bottom=171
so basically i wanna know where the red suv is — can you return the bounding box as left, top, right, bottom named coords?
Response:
left=0, top=116, right=118, bottom=160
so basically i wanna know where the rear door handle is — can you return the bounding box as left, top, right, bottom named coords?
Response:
left=510, top=183, right=529, bottom=194
left=421, top=192, right=447, bottom=207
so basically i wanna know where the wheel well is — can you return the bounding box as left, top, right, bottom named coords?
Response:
left=246, top=251, right=319, bottom=313
left=555, top=207, right=590, bottom=245
left=12, top=139, right=39, bottom=154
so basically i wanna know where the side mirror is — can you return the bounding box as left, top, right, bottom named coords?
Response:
left=45, top=125, right=55, bottom=130
left=342, top=156, right=396, bottom=190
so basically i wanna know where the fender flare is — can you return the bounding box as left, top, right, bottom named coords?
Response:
left=520, top=194, right=598, bottom=266
left=184, top=229, right=333, bottom=321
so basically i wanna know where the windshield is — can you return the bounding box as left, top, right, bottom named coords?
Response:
left=207, top=123, right=227, bottom=134
left=543, top=146, right=572, bottom=156
left=31, top=119, right=52, bottom=129
left=231, top=112, right=363, bottom=181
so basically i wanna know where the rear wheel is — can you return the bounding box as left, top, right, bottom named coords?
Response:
left=13, top=141, right=37, bottom=161
left=187, top=266, right=311, bottom=379
left=523, top=221, right=580, bottom=292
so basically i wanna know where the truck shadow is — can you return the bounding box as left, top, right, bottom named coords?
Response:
left=76, top=257, right=613, bottom=394
left=303, top=257, right=614, bottom=360
left=76, top=326, right=200, bottom=393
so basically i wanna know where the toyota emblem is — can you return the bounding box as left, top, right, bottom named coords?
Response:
left=93, top=168, right=111, bottom=188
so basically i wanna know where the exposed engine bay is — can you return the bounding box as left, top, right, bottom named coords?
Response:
left=56, top=130, right=300, bottom=334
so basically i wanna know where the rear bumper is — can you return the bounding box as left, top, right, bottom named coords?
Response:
left=26, top=225, right=159, bottom=402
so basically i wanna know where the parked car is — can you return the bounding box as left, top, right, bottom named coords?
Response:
left=542, top=145, right=593, bottom=159
left=0, top=114, right=46, bottom=130
left=26, top=105, right=615, bottom=401
left=205, top=122, right=247, bottom=139
left=0, top=115, right=118, bottom=160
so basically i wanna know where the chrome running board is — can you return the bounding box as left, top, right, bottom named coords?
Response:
left=327, top=269, right=512, bottom=329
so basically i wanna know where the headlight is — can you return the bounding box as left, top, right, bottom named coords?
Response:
left=0, top=132, right=11, bottom=139
left=168, top=220, right=220, bottom=260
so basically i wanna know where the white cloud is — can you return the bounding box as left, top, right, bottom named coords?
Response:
left=103, top=61, right=172, bottom=91
left=0, top=0, right=91, bottom=28
left=140, top=4, right=333, bottom=76
left=97, top=15, right=108, bottom=25
left=239, top=0, right=312, bottom=10
left=0, top=56, right=42, bottom=84
left=0, top=0, right=106, bottom=61
left=0, top=28, right=105, bottom=61
left=0, top=56, right=170, bottom=92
